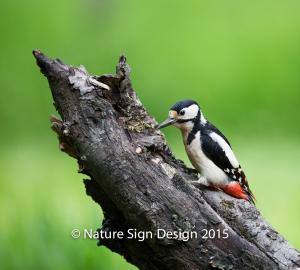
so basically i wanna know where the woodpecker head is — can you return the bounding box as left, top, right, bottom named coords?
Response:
left=157, top=100, right=205, bottom=131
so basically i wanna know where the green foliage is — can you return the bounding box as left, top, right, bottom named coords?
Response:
left=0, top=0, right=299, bottom=269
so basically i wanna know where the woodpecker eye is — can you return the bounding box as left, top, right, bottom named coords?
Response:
left=179, top=110, right=185, bottom=116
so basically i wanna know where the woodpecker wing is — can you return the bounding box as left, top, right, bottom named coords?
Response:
left=200, top=124, right=254, bottom=202
left=204, top=122, right=232, bottom=147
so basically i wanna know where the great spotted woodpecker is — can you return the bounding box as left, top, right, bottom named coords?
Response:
left=157, top=100, right=255, bottom=204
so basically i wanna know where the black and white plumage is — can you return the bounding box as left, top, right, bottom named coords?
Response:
left=157, top=100, right=255, bottom=203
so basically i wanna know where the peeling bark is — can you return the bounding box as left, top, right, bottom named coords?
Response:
left=33, top=50, right=300, bottom=270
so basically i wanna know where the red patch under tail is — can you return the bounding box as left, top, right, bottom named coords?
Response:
left=222, top=182, right=254, bottom=203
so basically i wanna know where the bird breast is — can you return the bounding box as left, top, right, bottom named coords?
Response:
left=183, top=130, right=228, bottom=186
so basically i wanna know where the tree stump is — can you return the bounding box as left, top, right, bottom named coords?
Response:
left=33, top=50, right=300, bottom=270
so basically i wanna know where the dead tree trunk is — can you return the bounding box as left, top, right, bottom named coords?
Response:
left=33, top=50, right=300, bottom=270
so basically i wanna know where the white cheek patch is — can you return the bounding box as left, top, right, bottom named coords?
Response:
left=182, top=104, right=199, bottom=119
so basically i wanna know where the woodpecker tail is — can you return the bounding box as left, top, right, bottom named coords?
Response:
left=222, top=182, right=255, bottom=204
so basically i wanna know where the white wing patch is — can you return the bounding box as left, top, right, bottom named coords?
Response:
left=209, top=132, right=239, bottom=168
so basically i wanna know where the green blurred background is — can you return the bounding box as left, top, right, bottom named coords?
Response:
left=1, top=0, right=300, bottom=269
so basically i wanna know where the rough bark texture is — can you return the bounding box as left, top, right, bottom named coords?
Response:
left=33, top=50, right=300, bottom=270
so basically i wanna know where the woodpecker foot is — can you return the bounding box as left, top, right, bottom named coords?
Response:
left=191, top=176, right=209, bottom=187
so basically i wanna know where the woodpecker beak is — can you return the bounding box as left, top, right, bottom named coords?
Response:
left=156, top=118, right=177, bottom=129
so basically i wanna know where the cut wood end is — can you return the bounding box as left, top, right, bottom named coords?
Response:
left=50, top=114, right=62, bottom=124
left=50, top=115, right=63, bottom=135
